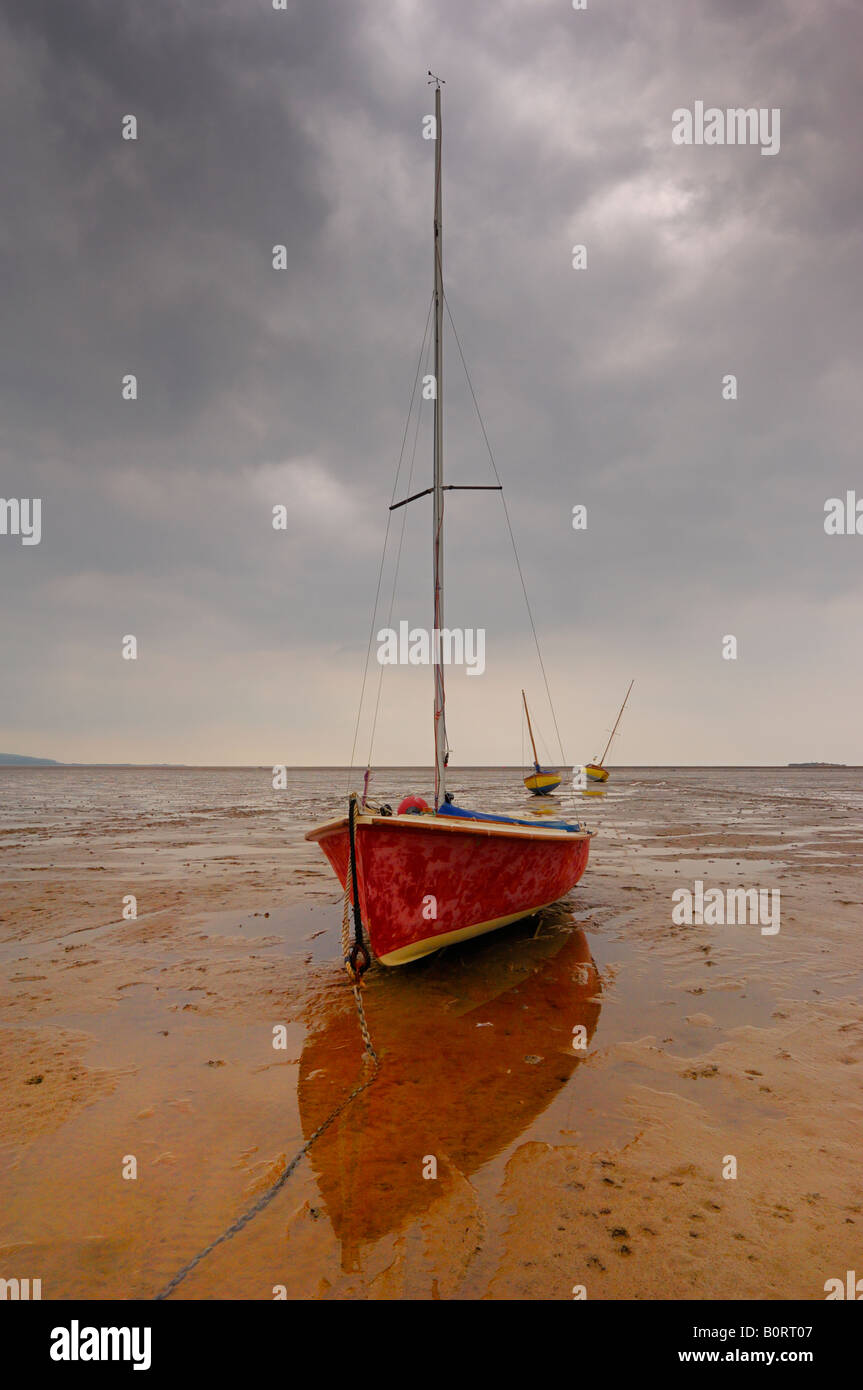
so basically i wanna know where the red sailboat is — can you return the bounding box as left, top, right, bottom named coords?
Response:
left=306, top=78, right=591, bottom=968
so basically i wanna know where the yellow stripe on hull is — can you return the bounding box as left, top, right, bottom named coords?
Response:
left=584, top=764, right=609, bottom=783
left=524, top=771, right=561, bottom=794
left=378, top=899, right=562, bottom=966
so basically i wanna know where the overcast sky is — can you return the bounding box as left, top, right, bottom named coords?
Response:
left=1, top=0, right=861, bottom=767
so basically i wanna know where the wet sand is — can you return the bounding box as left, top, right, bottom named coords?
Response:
left=1, top=767, right=861, bottom=1299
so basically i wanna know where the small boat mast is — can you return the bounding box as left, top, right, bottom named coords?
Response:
left=595, top=678, right=635, bottom=768
left=522, top=688, right=541, bottom=773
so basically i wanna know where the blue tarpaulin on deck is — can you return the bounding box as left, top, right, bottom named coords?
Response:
left=436, top=803, right=581, bottom=833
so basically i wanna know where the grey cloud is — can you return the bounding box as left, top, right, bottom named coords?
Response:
left=1, top=0, right=861, bottom=763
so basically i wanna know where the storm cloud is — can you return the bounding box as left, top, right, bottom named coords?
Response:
left=1, top=0, right=860, bottom=766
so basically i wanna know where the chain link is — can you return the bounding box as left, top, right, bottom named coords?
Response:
left=352, top=982, right=378, bottom=1064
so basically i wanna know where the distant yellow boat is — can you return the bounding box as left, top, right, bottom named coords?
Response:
left=586, top=679, right=634, bottom=786
left=584, top=763, right=609, bottom=784
left=525, top=769, right=562, bottom=794
left=522, top=690, right=561, bottom=795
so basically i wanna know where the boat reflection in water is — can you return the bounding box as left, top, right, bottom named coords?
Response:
left=297, top=902, right=601, bottom=1265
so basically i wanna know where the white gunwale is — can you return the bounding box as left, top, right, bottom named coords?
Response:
left=305, top=811, right=592, bottom=845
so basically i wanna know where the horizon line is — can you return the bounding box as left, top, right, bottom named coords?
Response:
left=0, top=762, right=855, bottom=771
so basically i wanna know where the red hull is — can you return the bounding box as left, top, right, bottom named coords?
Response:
left=306, top=811, right=591, bottom=965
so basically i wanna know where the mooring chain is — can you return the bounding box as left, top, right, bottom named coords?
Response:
left=154, top=1036, right=377, bottom=1300
left=352, top=982, right=378, bottom=1064
left=341, top=870, right=352, bottom=960
left=344, top=794, right=371, bottom=980
left=154, top=796, right=377, bottom=1300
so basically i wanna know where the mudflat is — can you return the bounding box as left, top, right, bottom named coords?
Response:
left=1, top=766, right=860, bottom=1299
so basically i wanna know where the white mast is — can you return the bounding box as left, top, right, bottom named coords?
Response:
left=431, top=74, right=447, bottom=807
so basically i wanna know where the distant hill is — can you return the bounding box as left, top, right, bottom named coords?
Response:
left=0, top=753, right=63, bottom=766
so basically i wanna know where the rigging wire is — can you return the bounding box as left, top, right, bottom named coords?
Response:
left=365, top=326, right=433, bottom=772
left=349, top=287, right=569, bottom=786
left=443, top=291, right=568, bottom=767
left=346, top=293, right=434, bottom=795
